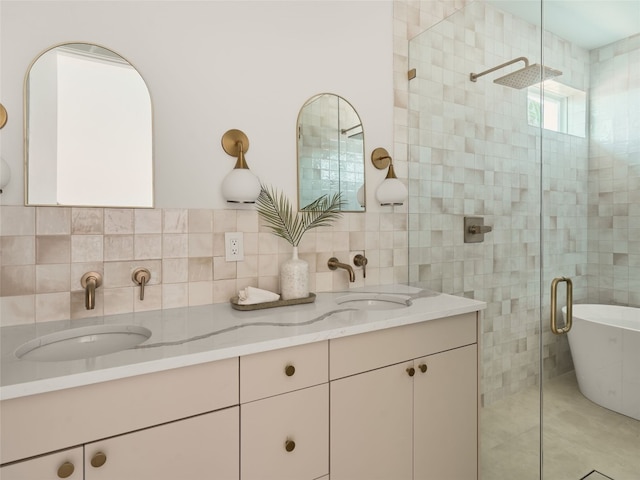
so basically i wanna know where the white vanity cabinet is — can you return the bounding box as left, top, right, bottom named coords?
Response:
left=239, top=341, right=329, bottom=480
left=329, top=312, right=479, bottom=480
left=1, top=300, right=482, bottom=480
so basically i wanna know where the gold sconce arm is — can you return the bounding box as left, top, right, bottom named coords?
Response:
left=221, top=129, right=250, bottom=169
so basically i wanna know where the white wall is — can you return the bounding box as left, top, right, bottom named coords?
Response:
left=0, top=0, right=393, bottom=209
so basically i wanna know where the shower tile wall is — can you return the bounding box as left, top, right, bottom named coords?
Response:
left=407, top=1, right=590, bottom=404
left=588, top=34, right=640, bottom=307
left=0, top=206, right=408, bottom=326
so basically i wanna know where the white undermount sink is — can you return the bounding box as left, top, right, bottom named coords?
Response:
left=15, top=324, right=152, bottom=362
left=335, top=293, right=412, bottom=311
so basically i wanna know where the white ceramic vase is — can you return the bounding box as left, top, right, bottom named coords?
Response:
left=280, top=246, right=309, bottom=300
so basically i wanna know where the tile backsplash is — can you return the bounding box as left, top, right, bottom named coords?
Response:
left=0, top=206, right=408, bottom=326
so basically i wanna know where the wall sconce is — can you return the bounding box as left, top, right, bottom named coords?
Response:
left=0, top=103, right=10, bottom=194
left=0, top=103, right=7, bottom=129
left=371, top=147, right=407, bottom=206
left=0, top=158, right=10, bottom=194
left=220, top=129, right=261, bottom=203
left=356, top=184, right=365, bottom=207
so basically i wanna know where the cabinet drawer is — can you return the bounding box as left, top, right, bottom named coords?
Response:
left=240, top=341, right=328, bottom=403
left=0, top=447, right=83, bottom=480
left=330, top=312, right=477, bottom=380
left=85, top=407, right=239, bottom=480
left=0, top=357, right=239, bottom=464
left=241, top=384, right=329, bottom=480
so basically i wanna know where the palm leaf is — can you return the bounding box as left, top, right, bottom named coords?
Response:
left=256, top=185, right=344, bottom=247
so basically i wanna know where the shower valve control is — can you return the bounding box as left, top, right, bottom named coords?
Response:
left=464, top=217, right=493, bottom=243
left=468, top=225, right=492, bottom=235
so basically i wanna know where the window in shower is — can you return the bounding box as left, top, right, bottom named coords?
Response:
left=527, top=80, right=586, bottom=137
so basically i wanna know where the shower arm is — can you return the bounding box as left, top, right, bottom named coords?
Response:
left=470, top=56, right=529, bottom=82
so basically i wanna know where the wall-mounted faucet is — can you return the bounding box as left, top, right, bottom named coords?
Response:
left=328, top=257, right=356, bottom=283
left=80, top=272, right=103, bottom=310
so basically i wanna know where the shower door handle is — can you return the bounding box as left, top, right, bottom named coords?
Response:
left=550, top=277, right=573, bottom=335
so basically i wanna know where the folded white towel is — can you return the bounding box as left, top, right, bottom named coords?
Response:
left=237, top=286, right=280, bottom=305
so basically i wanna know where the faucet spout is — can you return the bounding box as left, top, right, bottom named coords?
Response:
left=80, top=272, right=103, bottom=310
left=327, top=257, right=356, bottom=283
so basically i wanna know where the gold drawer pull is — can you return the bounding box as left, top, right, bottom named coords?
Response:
left=419, top=364, right=427, bottom=373
left=406, top=367, right=415, bottom=377
left=91, top=452, right=107, bottom=468
left=57, top=462, right=75, bottom=478
left=285, top=439, right=296, bottom=452
left=285, top=364, right=296, bottom=377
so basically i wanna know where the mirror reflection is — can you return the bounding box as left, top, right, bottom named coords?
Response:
left=25, top=43, right=153, bottom=207
left=297, top=93, right=365, bottom=212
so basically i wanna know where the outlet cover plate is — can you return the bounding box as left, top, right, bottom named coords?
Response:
left=225, top=232, right=244, bottom=261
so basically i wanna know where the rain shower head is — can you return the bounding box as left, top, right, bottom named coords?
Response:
left=470, top=56, right=562, bottom=89
left=494, top=64, right=562, bottom=89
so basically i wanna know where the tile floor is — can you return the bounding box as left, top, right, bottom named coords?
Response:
left=481, top=371, right=640, bottom=480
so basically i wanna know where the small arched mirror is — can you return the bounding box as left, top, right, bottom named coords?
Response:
left=25, top=43, right=153, bottom=207
left=297, top=93, right=365, bottom=212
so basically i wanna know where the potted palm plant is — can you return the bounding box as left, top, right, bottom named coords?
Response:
left=256, top=185, right=344, bottom=300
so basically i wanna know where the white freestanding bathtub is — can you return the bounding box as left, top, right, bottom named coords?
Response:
left=564, top=304, right=640, bottom=421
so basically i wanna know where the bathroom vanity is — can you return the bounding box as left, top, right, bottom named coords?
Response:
left=0, top=286, right=484, bottom=479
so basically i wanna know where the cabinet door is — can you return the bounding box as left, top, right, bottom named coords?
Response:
left=85, top=407, right=239, bottom=480
left=241, top=384, right=328, bottom=480
left=330, top=362, right=414, bottom=480
left=0, top=447, right=83, bottom=480
left=414, top=344, right=478, bottom=480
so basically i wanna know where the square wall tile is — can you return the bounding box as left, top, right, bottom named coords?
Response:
left=72, top=208, right=103, bottom=234
left=104, top=209, right=134, bottom=234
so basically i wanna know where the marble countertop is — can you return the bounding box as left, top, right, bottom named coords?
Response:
left=0, top=285, right=485, bottom=400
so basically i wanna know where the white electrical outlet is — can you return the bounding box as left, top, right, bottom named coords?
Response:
left=225, top=232, right=244, bottom=261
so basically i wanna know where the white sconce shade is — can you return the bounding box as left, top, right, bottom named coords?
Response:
left=222, top=168, right=261, bottom=204
left=356, top=184, right=365, bottom=207
left=375, top=176, right=407, bottom=206
left=371, top=147, right=407, bottom=206
left=220, top=129, right=260, bottom=203
left=0, top=157, right=11, bottom=194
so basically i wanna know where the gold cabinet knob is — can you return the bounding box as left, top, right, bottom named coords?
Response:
left=57, top=462, right=75, bottom=478
left=406, top=367, right=415, bottom=377
left=285, top=439, right=296, bottom=452
left=90, top=451, right=107, bottom=468
left=419, top=364, right=427, bottom=373
left=285, top=364, right=296, bottom=377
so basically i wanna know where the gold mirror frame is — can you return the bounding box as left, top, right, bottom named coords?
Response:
left=296, top=93, right=366, bottom=212
left=24, top=42, right=154, bottom=208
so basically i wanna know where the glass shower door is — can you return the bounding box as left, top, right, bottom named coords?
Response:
left=540, top=1, right=640, bottom=478
left=408, top=1, right=640, bottom=479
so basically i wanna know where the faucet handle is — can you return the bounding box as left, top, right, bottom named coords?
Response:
left=353, top=254, right=368, bottom=278
left=132, top=268, right=151, bottom=301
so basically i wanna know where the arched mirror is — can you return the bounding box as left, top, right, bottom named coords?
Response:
left=297, top=93, right=365, bottom=212
left=25, top=43, right=153, bottom=207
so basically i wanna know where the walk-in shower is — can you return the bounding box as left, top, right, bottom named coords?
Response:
left=408, top=0, right=640, bottom=478
left=470, top=56, right=562, bottom=89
